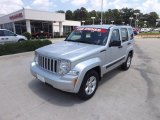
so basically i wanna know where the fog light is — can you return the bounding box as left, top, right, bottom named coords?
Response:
left=68, top=70, right=79, bottom=76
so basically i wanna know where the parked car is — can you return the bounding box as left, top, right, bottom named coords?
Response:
left=154, top=28, right=160, bottom=32
left=30, top=25, right=134, bottom=100
left=0, top=29, right=27, bottom=44
left=140, top=28, right=152, bottom=33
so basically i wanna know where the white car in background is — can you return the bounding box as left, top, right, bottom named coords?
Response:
left=0, top=29, right=27, bottom=44
left=154, top=28, right=160, bottom=32
left=140, top=28, right=152, bottom=33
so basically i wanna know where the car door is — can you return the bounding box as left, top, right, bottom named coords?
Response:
left=3, top=30, right=17, bottom=43
left=104, top=28, right=125, bottom=72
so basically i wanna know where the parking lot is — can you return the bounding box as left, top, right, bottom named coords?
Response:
left=0, top=38, right=160, bottom=120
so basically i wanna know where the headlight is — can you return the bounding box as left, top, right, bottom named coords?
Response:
left=58, top=59, right=71, bottom=75
left=34, top=51, right=38, bottom=64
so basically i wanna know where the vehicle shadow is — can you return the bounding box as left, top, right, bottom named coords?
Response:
left=28, top=79, right=84, bottom=107
left=28, top=67, right=123, bottom=107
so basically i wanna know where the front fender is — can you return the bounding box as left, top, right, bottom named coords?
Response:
left=72, top=57, right=101, bottom=93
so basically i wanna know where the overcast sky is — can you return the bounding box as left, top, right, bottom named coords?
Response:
left=0, top=0, right=160, bottom=15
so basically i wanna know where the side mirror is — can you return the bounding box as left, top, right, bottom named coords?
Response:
left=109, top=40, right=121, bottom=47
left=14, top=34, right=17, bottom=36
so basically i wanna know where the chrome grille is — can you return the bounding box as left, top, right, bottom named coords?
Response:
left=37, top=54, right=58, bottom=73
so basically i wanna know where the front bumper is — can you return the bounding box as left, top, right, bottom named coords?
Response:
left=30, top=62, right=78, bottom=93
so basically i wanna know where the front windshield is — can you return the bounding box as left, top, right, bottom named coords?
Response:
left=65, top=27, right=109, bottom=45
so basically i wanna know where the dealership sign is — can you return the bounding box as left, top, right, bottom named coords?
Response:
left=9, top=13, right=23, bottom=20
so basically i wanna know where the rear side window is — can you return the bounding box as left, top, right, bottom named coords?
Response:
left=0, top=30, right=4, bottom=36
left=128, top=28, right=134, bottom=40
left=121, top=28, right=128, bottom=42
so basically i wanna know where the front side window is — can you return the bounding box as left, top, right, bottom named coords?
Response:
left=65, top=27, right=109, bottom=45
left=121, top=28, right=128, bottom=42
left=110, top=29, right=120, bottom=42
left=3, top=30, right=15, bottom=36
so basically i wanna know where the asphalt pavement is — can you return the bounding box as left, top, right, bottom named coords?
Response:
left=0, top=38, right=160, bottom=120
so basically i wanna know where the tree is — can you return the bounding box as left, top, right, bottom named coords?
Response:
left=120, top=8, right=135, bottom=25
left=111, top=9, right=121, bottom=24
left=80, top=7, right=88, bottom=21
left=66, top=10, right=73, bottom=20
left=73, top=7, right=88, bottom=24
left=73, top=9, right=81, bottom=21
left=147, top=12, right=159, bottom=27
left=60, top=6, right=159, bottom=27
left=89, top=10, right=97, bottom=18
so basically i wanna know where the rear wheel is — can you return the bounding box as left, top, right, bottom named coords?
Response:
left=78, top=70, right=99, bottom=100
left=121, top=54, right=132, bottom=70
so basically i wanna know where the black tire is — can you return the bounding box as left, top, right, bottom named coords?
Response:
left=121, top=53, right=132, bottom=70
left=78, top=70, right=99, bottom=100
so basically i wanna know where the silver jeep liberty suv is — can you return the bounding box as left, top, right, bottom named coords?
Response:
left=30, top=25, right=134, bottom=100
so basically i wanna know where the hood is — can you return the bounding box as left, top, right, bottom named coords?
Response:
left=36, top=41, right=104, bottom=62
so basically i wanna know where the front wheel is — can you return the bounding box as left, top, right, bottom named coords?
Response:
left=121, top=54, right=132, bottom=70
left=78, top=70, right=99, bottom=100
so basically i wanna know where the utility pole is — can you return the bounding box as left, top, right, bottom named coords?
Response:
left=101, top=0, right=103, bottom=25
left=134, top=13, right=139, bottom=27
left=91, top=17, right=96, bottom=25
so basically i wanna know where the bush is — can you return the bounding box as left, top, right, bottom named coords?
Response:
left=0, top=40, right=52, bottom=56
left=22, top=32, right=31, bottom=40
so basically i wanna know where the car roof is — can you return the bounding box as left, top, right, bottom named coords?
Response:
left=79, top=24, right=132, bottom=29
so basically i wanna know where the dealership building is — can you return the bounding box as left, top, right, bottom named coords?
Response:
left=0, top=9, right=81, bottom=37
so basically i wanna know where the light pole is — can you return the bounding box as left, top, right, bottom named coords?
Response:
left=134, top=13, right=139, bottom=27
left=82, top=21, right=85, bottom=26
left=144, top=21, right=147, bottom=28
left=111, top=21, right=114, bottom=25
left=136, top=19, right=139, bottom=27
left=101, top=0, right=103, bottom=25
left=129, top=17, right=133, bottom=26
left=91, top=17, right=96, bottom=25
left=122, top=22, right=125, bottom=25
